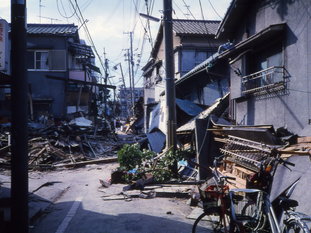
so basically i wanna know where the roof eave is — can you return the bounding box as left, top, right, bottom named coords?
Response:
left=215, top=0, right=250, bottom=40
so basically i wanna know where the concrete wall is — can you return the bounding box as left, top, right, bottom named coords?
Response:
left=230, top=0, right=311, bottom=134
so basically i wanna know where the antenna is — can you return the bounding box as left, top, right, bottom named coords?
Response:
left=39, top=0, right=45, bottom=23
left=39, top=16, right=62, bottom=24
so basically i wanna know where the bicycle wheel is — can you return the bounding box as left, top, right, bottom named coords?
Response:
left=283, top=220, right=310, bottom=233
left=192, top=208, right=230, bottom=233
left=240, top=201, right=267, bottom=232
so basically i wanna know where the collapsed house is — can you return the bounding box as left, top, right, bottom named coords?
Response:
left=143, top=0, right=311, bottom=216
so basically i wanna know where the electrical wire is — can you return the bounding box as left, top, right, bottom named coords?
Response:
left=173, top=0, right=188, bottom=18
left=198, top=0, right=216, bottom=60
left=207, top=0, right=223, bottom=19
left=69, top=0, right=113, bottom=85
left=182, top=0, right=196, bottom=19
left=56, top=0, right=77, bottom=19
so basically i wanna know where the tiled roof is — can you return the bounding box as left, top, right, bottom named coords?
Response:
left=27, top=24, right=78, bottom=35
left=172, top=19, right=221, bottom=35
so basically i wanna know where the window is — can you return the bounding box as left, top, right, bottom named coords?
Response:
left=27, top=50, right=66, bottom=71
left=35, top=51, right=49, bottom=70
left=241, top=45, right=285, bottom=95
left=181, top=49, right=216, bottom=75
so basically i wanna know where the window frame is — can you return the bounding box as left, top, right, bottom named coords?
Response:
left=27, top=49, right=67, bottom=72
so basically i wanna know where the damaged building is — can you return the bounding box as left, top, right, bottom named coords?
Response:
left=141, top=0, right=311, bottom=217
left=143, top=18, right=226, bottom=149
left=0, top=22, right=115, bottom=121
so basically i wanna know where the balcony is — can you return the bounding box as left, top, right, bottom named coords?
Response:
left=241, top=66, right=286, bottom=95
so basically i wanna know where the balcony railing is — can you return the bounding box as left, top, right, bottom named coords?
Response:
left=241, top=66, right=286, bottom=95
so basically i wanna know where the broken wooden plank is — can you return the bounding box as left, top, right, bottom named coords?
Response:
left=0, top=145, right=11, bottom=156
left=297, top=137, right=311, bottom=143
left=54, top=157, right=118, bottom=167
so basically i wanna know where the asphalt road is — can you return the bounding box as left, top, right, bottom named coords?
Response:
left=28, top=163, right=201, bottom=233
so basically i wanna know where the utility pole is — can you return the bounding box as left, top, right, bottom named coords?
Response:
left=129, top=31, right=135, bottom=113
left=11, top=1, right=29, bottom=233
left=125, top=48, right=134, bottom=117
left=103, top=49, right=109, bottom=119
left=163, top=0, right=177, bottom=150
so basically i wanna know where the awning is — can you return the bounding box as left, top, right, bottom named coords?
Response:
left=46, top=75, right=116, bottom=89
left=85, top=63, right=101, bottom=74
left=218, top=23, right=286, bottom=60
left=176, top=98, right=203, bottom=117
left=69, top=42, right=95, bottom=57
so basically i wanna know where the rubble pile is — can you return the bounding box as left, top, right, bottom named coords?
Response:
left=0, top=117, right=123, bottom=170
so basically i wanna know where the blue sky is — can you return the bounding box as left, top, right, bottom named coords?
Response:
left=0, top=0, right=231, bottom=87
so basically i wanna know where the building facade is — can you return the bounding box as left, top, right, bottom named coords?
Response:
left=216, top=0, right=311, bottom=134
left=26, top=24, right=103, bottom=119
left=142, top=19, right=224, bottom=133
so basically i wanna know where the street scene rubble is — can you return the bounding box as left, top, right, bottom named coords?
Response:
left=2, top=0, right=311, bottom=232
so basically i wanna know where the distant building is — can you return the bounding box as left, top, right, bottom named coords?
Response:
left=118, top=87, right=143, bottom=120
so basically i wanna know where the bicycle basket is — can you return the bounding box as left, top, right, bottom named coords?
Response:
left=199, top=184, right=229, bottom=210
left=229, top=189, right=263, bottom=224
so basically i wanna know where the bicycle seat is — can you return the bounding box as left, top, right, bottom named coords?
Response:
left=280, top=198, right=298, bottom=210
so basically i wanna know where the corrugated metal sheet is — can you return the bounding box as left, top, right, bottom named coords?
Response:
left=27, top=24, right=78, bottom=35
left=173, top=19, right=220, bottom=35
left=177, top=93, right=229, bottom=132
left=147, top=131, right=166, bottom=153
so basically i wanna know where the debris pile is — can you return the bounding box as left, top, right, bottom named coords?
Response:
left=210, top=123, right=311, bottom=187
left=0, top=117, right=123, bottom=170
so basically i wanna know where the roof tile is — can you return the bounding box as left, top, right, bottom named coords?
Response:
left=27, top=24, right=78, bottom=35
left=173, top=19, right=220, bottom=35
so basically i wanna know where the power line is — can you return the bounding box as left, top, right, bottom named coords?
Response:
left=56, top=0, right=76, bottom=19
left=173, top=0, right=188, bottom=18
left=69, top=0, right=112, bottom=85
left=182, top=0, right=196, bottom=19
left=207, top=0, right=223, bottom=19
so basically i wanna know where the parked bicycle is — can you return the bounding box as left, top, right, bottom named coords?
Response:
left=192, top=155, right=311, bottom=233
left=192, top=156, right=238, bottom=233
left=229, top=155, right=311, bottom=233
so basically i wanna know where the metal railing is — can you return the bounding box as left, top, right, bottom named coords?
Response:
left=242, top=66, right=286, bottom=95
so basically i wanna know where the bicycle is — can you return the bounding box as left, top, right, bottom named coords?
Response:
left=192, top=154, right=311, bottom=233
left=192, top=156, right=238, bottom=233
left=229, top=156, right=311, bottom=233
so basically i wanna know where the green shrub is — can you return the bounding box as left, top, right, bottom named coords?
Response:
left=117, top=144, right=144, bottom=170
